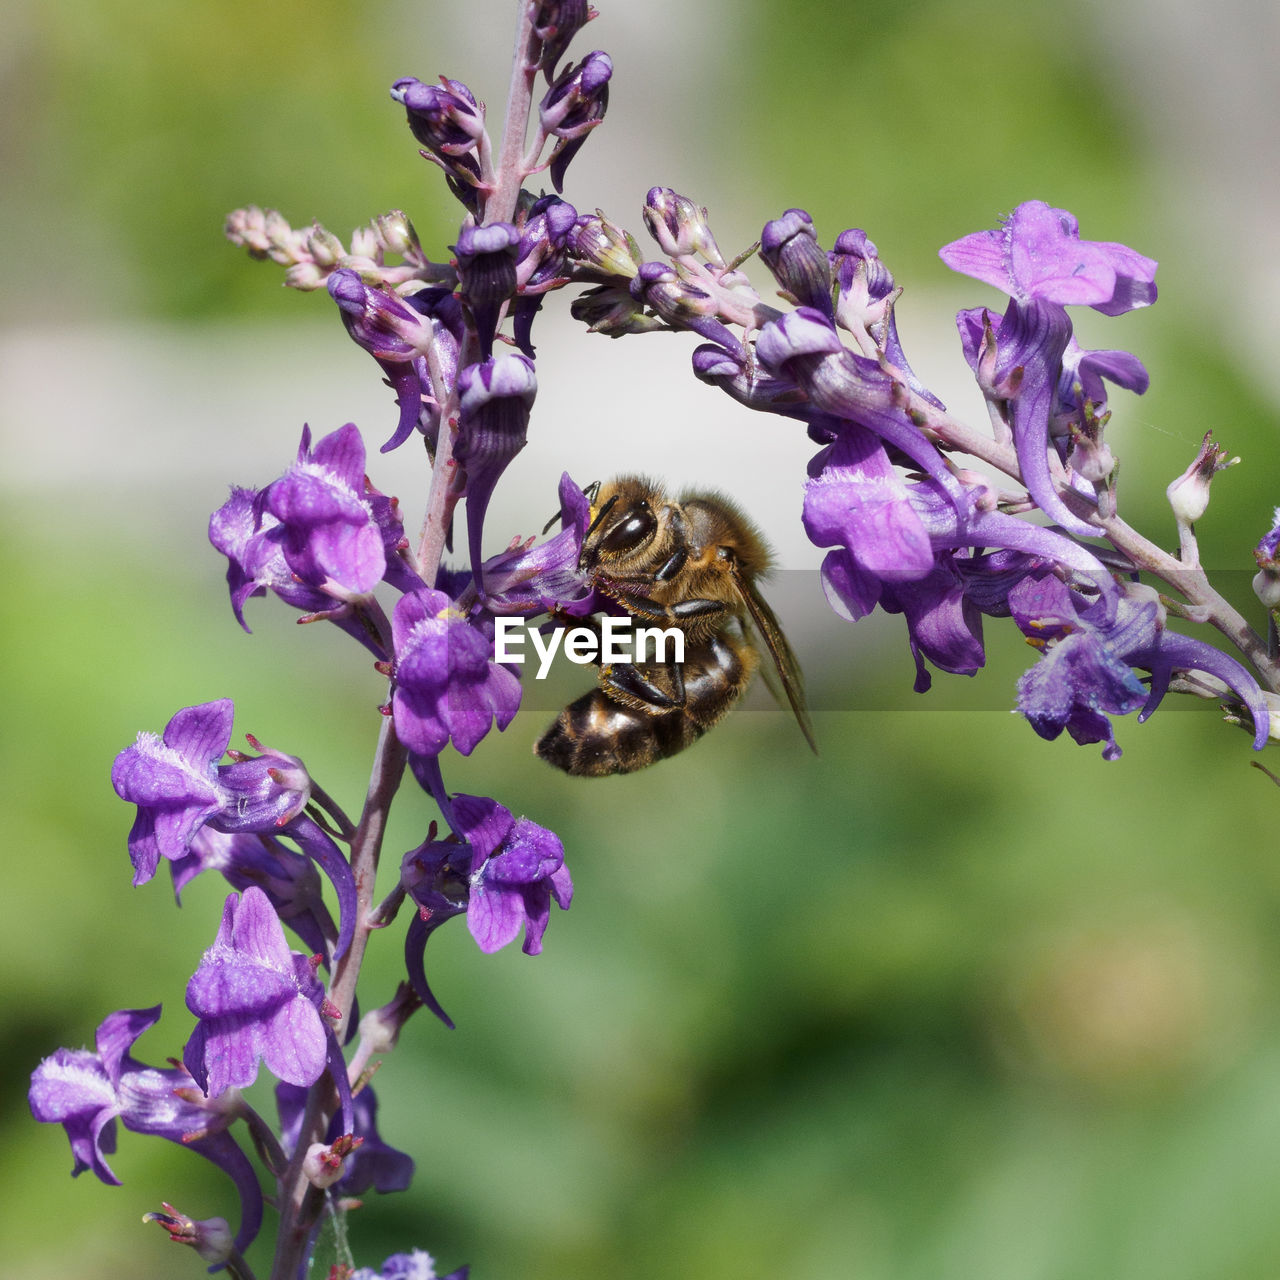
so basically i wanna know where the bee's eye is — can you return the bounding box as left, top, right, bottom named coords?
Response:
left=599, top=505, right=656, bottom=554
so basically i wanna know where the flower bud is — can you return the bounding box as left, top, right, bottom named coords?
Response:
left=307, top=224, right=345, bottom=268
left=453, top=221, right=520, bottom=355
left=1253, top=509, right=1280, bottom=609
left=570, top=284, right=666, bottom=335
left=567, top=212, right=642, bottom=280
left=143, top=1206, right=235, bottom=1264
left=760, top=209, right=831, bottom=314
left=532, top=0, right=593, bottom=80
left=1167, top=431, right=1236, bottom=527
left=539, top=51, right=612, bottom=139
left=643, top=187, right=723, bottom=265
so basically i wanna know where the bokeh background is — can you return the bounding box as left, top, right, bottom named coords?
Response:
left=5, top=1, right=1280, bottom=1277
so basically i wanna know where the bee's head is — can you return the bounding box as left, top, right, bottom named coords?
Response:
left=581, top=477, right=666, bottom=571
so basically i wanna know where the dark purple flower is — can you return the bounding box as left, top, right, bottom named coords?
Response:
left=328, top=269, right=440, bottom=454
left=183, top=887, right=334, bottom=1096
left=453, top=221, right=521, bottom=357
left=532, top=0, right=593, bottom=81
left=940, top=202, right=1157, bottom=537
left=455, top=354, right=537, bottom=586
left=112, top=699, right=235, bottom=886
left=29, top=1006, right=264, bottom=1256
left=512, top=194, right=579, bottom=356
left=261, top=423, right=386, bottom=595
left=391, top=587, right=522, bottom=758
left=389, top=76, right=485, bottom=214
left=760, top=209, right=832, bottom=315
left=539, top=51, right=611, bottom=191
left=276, top=1082, right=413, bottom=1196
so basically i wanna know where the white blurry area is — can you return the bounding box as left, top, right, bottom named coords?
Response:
left=2, top=0, right=1278, bottom=576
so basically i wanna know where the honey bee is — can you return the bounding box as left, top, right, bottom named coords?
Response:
left=535, top=476, right=817, bottom=776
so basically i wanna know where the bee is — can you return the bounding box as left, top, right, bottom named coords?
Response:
left=535, top=476, right=817, bottom=776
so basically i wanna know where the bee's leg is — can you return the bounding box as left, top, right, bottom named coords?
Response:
left=599, top=660, right=686, bottom=713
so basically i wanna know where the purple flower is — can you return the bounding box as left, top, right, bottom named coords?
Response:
left=477, top=471, right=593, bottom=615
left=351, top=1250, right=469, bottom=1280
left=939, top=201, right=1158, bottom=315
left=29, top=1006, right=263, bottom=1255
left=512, top=194, right=579, bottom=356
left=183, top=887, right=335, bottom=1096
left=760, top=209, right=832, bottom=316
left=755, top=308, right=959, bottom=499
left=940, top=202, right=1157, bottom=537
left=171, top=828, right=334, bottom=959
left=803, top=426, right=1118, bottom=691
left=453, top=221, right=520, bottom=357
left=1253, top=509, right=1280, bottom=609
left=532, top=0, right=593, bottom=81
left=389, top=76, right=485, bottom=214
left=455, top=354, right=537, bottom=586
left=452, top=794, right=573, bottom=955
left=1011, top=574, right=1269, bottom=758
left=112, top=699, right=235, bottom=885
left=391, top=587, right=522, bottom=757
left=538, top=50, right=611, bottom=191
left=261, top=423, right=386, bottom=595
left=401, top=797, right=573, bottom=1025
left=114, top=702, right=358, bottom=959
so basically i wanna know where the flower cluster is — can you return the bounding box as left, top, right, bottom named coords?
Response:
left=567, top=191, right=1272, bottom=758
left=32, top=2, right=1280, bottom=1278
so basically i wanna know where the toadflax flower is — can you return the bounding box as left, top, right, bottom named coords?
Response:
left=940, top=200, right=1157, bottom=537
left=183, top=887, right=342, bottom=1100
left=260, top=422, right=387, bottom=596
left=29, top=1005, right=264, bottom=1255
left=391, top=587, right=522, bottom=758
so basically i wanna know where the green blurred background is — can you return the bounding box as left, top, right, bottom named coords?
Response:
left=6, top=1, right=1280, bottom=1277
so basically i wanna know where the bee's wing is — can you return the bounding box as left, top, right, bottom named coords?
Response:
left=731, top=566, right=818, bottom=755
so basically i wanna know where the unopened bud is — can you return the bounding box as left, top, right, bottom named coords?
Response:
left=1253, top=508, right=1280, bottom=609
left=568, top=212, right=642, bottom=280
left=143, top=1205, right=234, bottom=1264
left=643, top=187, right=723, bottom=265
left=1168, top=431, right=1237, bottom=526
left=308, top=225, right=345, bottom=268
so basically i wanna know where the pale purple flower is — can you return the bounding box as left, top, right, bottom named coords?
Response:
left=760, top=209, right=832, bottom=316
left=390, top=76, right=484, bottom=214
left=391, top=587, right=522, bottom=757
left=940, top=201, right=1157, bottom=537
left=183, top=887, right=333, bottom=1096
left=351, top=1249, right=469, bottom=1280
left=29, top=1006, right=264, bottom=1255
left=115, top=703, right=357, bottom=958
left=112, top=699, right=235, bottom=885
left=1011, top=574, right=1269, bottom=758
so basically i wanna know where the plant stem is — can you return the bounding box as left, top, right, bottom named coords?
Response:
left=269, top=715, right=408, bottom=1280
